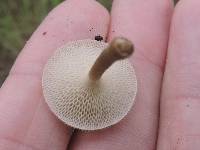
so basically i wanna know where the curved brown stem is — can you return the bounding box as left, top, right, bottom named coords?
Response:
left=89, top=37, right=134, bottom=81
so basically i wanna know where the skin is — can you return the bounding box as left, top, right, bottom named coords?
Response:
left=0, top=0, right=199, bottom=149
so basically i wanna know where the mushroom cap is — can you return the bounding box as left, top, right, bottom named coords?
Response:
left=42, top=39, right=137, bottom=130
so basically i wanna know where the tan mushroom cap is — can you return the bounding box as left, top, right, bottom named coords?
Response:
left=42, top=39, right=137, bottom=130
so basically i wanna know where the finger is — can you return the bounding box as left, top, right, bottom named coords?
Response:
left=0, top=0, right=109, bottom=150
left=157, top=0, right=200, bottom=149
left=69, top=0, right=173, bottom=150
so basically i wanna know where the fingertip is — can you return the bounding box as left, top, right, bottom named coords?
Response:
left=109, top=0, right=173, bottom=70
left=11, top=0, right=110, bottom=76
left=92, top=0, right=110, bottom=18
left=172, top=0, right=200, bottom=26
left=63, top=0, right=110, bottom=19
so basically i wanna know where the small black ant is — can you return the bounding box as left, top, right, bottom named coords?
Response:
left=95, top=35, right=103, bottom=41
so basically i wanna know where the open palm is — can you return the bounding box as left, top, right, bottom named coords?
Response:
left=0, top=0, right=199, bottom=149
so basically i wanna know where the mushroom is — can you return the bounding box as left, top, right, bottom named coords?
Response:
left=42, top=37, right=137, bottom=130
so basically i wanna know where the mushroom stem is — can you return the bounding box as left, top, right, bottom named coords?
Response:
left=89, top=37, right=134, bottom=81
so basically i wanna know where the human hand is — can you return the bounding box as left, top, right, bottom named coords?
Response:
left=0, top=0, right=199, bottom=149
